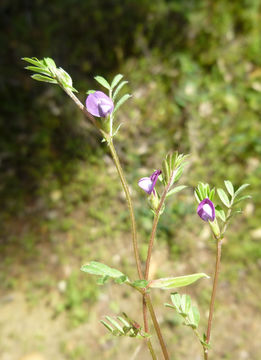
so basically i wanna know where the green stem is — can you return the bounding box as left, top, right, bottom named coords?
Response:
left=145, top=171, right=176, bottom=280
left=62, top=88, right=162, bottom=359
left=147, top=339, right=158, bottom=360
left=141, top=169, right=177, bottom=359
left=204, top=239, right=222, bottom=360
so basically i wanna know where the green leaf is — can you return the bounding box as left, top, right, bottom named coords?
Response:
left=117, top=316, right=130, bottom=328
left=43, top=57, right=57, bottom=73
left=209, top=188, right=215, bottom=201
left=170, top=292, right=181, bottom=309
left=81, top=261, right=125, bottom=279
left=234, top=184, right=250, bottom=198
left=96, top=275, right=109, bottom=285
left=184, top=295, right=192, bottom=314
left=166, top=185, right=187, bottom=197
left=100, top=320, right=114, bottom=333
left=114, top=275, right=128, bottom=284
left=25, top=66, right=51, bottom=76
left=94, top=75, right=111, bottom=90
left=224, top=180, right=234, bottom=196
left=105, top=316, right=125, bottom=334
left=215, top=205, right=226, bottom=222
left=31, top=74, right=58, bottom=84
left=113, top=80, right=128, bottom=100
left=187, top=306, right=200, bottom=328
left=194, top=189, right=201, bottom=203
left=217, top=188, right=230, bottom=207
left=111, top=74, right=124, bottom=90
left=149, top=273, right=209, bottom=290
left=86, top=90, right=96, bottom=94
left=173, top=165, right=186, bottom=183
left=233, top=195, right=251, bottom=205
left=131, top=279, right=149, bottom=288
left=22, top=57, right=44, bottom=67
left=113, top=94, right=132, bottom=113
left=58, top=67, right=73, bottom=87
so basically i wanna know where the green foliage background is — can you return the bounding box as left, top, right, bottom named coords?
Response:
left=0, top=1, right=260, bottom=359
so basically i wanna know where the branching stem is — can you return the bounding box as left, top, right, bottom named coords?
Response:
left=62, top=87, right=166, bottom=359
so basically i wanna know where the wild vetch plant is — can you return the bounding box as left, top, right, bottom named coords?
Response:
left=23, top=57, right=251, bottom=360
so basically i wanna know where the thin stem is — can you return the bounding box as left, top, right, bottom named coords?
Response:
left=62, top=88, right=162, bottom=359
left=145, top=172, right=176, bottom=280
left=147, top=339, right=158, bottom=360
left=145, top=294, right=170, bottom=360
left=62, top=87, right=143, bottom=279
left=141, top=171, right=176, bottom=360
left=204, top=239, right=222, bottom=360
left=108, top=140, right=143, bottom=280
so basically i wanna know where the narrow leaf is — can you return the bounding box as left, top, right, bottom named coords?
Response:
left=106, top=316, right=124, bottom=334
left=113, top=94, right=132, bottom=113
left=217, top=188, right=230, bottom=207
left=166, top=185, right=187, bottom=197
left=194, top=189, right=201, bottom=203
left=113, top=80, right=128, bottom=100
left=215, top=205, right=226, bottom=222
left=25, top=66, right=51, bottom=76
left=31, top=74, right=57, bottom=84
left=224, top=180, right=234, bottom=196
left=100, top=320, right=114, bottom=332
left=94, top=75, right=111, bottom=90
left=233, top=195, right=251, bottom=205
left=22, top=57, right=44, bottom=67
left=81, top=261, right=125, bottom=278
left=234, top=184, right=250, bottom=198
left=170, top=293, right=181, bottom=309
left=149, top=273, right=209, bottom=290
left=209, top=188, right=215, bottom=201
left=86, top=90, right=96, bottom=94
left=111, top=74, right=124, bottom=90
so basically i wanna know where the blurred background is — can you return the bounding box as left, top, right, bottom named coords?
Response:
left=0, top=1, right=261, bottom=359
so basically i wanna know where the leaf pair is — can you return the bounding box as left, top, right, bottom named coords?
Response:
left=81, top=261, right=208, bottom=291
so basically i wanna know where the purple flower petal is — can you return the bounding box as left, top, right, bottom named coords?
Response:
left=86, top=91, right=114, bottom=117
left=138, top=177, right=153, bottom=194
left=138, top=170, right=161, bottom=195
left=197, top=198, right=215, bottom=222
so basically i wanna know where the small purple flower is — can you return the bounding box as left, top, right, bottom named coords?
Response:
left=197, top=198, right=215, bottom=222
left=138, top=170, right=161, bottom=195
left=86, top=91, right=114, bottom=117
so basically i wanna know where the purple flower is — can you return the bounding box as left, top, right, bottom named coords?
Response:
left=86, top=91, right=114, bottom=117
left=138, top=170, right=162, bottom=195
left=197, top=198, right=215, bottom=222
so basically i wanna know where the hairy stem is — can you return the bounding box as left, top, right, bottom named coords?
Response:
left=204, top=239, right=222, bottom=360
